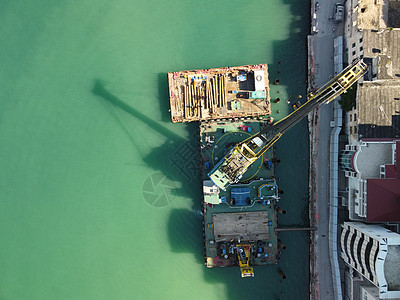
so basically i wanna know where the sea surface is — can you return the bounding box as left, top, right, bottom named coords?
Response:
left=0, top=1, right=310, bottom=299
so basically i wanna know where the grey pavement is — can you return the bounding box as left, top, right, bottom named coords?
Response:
left=310, top=0, right=345, bottom=299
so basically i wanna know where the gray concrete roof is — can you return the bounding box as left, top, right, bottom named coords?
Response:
left=355, top=142, right=393, bottom=178
left=357, top=0, right=388, bottom=30
left=384, top=245, right=400, bottom=291
left=388, top=0, right=400, bottom=28
left=362, top=29, right=400, bottom=80
left=357, top=81, right=400, bottom=138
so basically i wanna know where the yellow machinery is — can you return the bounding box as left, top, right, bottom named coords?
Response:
left=208, top=59, right=368, bottom=190
left=236, top=244, right=254, bottom=278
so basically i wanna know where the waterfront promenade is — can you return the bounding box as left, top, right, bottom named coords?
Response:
left=308, top=0, right=345, bottom=299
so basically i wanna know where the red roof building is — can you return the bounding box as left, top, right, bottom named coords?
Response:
left=340, top=140, right=400, bottom=221
left=366, top=141, right=400, bottom=222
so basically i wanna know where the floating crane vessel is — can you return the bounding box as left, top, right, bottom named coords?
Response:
left=168, top=59, right=368, bottom=278
left=200, top=120, right=280, bottom=276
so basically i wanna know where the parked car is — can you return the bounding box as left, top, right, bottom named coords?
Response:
left=334, top=3, right=344, bottom=23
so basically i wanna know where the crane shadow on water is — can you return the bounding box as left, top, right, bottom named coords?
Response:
left=92, top=78, right=285, bottom=299
left=92, top=77, right=206, bottom=267
left=92, top=78, right=202, bottom=201
left=154, top=73, right=288, bottom=299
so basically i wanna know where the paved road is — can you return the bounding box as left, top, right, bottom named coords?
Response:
left=310, top=1, right=345, bottom=299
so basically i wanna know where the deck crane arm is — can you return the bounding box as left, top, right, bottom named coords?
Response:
left=208, top=59, right=368, bottom=190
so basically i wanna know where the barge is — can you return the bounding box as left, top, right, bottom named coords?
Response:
left=168, top=64, right=280, bottom=277
left=168, top=64, right=271, bottom=123
left=200, top=120, right=281, bottom=277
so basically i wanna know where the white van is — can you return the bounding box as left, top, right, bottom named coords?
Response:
left=334, top=3, right=344, bottom=23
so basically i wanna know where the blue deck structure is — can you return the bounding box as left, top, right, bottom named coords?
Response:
left=230, top=187, right=251, bottom=206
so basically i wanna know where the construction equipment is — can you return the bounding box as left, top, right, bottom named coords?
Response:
left=208, top=59, right=368, bottom=190
left=236, top=244, right=254, bottom=278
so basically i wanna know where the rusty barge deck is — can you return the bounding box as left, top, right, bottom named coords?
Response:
left=168, top=64, right=271, bottom=123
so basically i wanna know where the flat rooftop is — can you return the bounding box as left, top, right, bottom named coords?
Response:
left=168, top=64, right=270, bottom=123
left=362, top=29, right=400, bottom=81
left=357, top=81, right=400, bottom=139
left=385, top=245, right=400, bottom=290
left=356, top=0, right=388, bottom=30
left=389, top=0, right=400, bottom=27
left=354, top=0, right=400, bottom=29
left=354, top=142, right=393, bottom=178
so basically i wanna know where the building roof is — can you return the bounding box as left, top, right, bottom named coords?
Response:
left=356, top=28, right=400, bottom=139
left=365, top=142, right=400, bottom=223
left=341, top=222, right=400, bottom=297
left=203, top=180, right=220, bottom=204
left=385, top=245, right=400, bottom=291
left=357, top=81, right=400, bottom=139
left=356, top=0, right=388, bottom=30
left=354, top=142, right=393, bottom=178
left=385, top=164, right=397, bottom=178
left=362, top=29, right=400, bottom=80
left=366, top=178, right=400, bottom=222
left=388, top=0, right=400, bottom=28
left=385, top=142, right=400, bottom=178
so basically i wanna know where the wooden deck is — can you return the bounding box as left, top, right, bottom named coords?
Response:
left=168, top=64, right=271, bottom=123
left=212, top=211, right=270, bottom=242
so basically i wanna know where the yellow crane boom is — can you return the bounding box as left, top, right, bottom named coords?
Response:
left=208, top=59, right=368, bottom=190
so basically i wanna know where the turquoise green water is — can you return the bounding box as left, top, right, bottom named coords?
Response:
left=0, top=1, right=310, bottom=299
